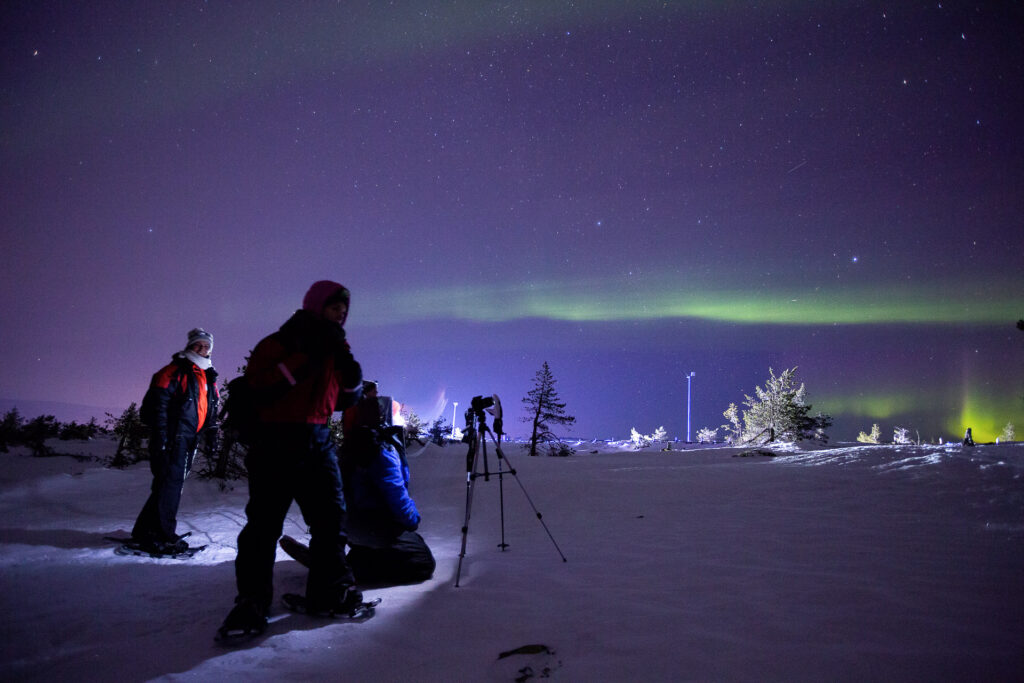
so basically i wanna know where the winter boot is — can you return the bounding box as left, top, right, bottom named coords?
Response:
left=131, top=531, right=191, bottom=556
left=157, top=537, right=191, bottom=555
left=217, top=598, right=268, bottom=640
left=306, top=585, right=364, bottom=617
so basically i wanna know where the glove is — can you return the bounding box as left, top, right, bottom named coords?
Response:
left=151, top=431, right=169, bottom=455
left=306, top=318, right=348, bottom=359
left=205, top=426, right=221, bottom=455
left=322, top=319, right=348, bottom=351
left=338, top=356, right=362, bottom=387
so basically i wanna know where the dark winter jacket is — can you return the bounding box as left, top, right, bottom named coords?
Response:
left=246, top=309, right=362, bottom=424
left=143, top=354, right=219, bottom=451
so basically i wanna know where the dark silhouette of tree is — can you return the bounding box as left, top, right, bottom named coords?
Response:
left=23, top=414, right=60, bottom=457
left=205, top=356, right=249, bottom=481
left=106, top=403, right=148, bottom=467
left=0, top=408, right=25, bottom=453
left=427, top=416, right=450, bottom=446
left=522, top=361, right=576, bottom=456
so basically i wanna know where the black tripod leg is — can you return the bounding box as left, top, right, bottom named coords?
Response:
left=497, top=465, right=508, bottom=550
left=455, top=434, right=480, bottom=587
left=496, top=442, right=568, bottom=563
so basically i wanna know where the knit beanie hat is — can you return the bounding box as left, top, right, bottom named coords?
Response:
left=302, top=280, right=350, bottom=314
left=186, top=328, right=214, bottom=351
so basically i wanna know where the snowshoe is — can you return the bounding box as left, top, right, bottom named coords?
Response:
left=279, top=534, right=311, bottom=567
left=216, top=598, right=269, bottom=642
left=281, top=591, right=380, bottom=621
left=107, top=534, right=206, bottom=559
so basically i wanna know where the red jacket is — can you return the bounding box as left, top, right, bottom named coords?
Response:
left=246, top=310, right=362, bottom=424
left=143, top=354, right=219, bottom=444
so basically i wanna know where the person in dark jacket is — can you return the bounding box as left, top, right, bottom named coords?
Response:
left=280, top=382, right=435, bottom=585
left=219, top=281, right=364, bottom=639
left=132, top=328, right=219, bottom=554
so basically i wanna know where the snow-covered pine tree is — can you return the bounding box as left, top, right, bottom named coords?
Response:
left=857, top=424, right=881, bottom=443
left=740, top=367, right=831, bottom=444
left=522, top=361, right=576, bottom=456
left=722, top=403, right=742, bottom=444
left=893, top=426, right=913, bottom=445
left=1000, top=422, right=1015, bottom=442
left=696, top=427, right=718, bottom=443
left=401, top=407, right=425, bottom=446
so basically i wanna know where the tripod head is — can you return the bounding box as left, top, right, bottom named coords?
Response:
left=463, top=394, right=503, bottom=476
left=464, top=394, right=503, bottom=438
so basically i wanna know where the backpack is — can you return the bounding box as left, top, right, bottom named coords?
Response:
left=139, top=386, right=160, bottom=429
left=219, top=376, right=263, bottom=446
left=219, top=352, right=314, bottom=447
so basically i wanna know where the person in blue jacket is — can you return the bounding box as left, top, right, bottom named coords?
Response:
left=281, top=381, right=435, bottom=585
left=342, top=383, right=435, bottom=584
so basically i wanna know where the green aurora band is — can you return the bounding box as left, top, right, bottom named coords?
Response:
left=816, top=394, right=919, bottom=421
left=380, top=279, right=1019, bottom=326
left=375, top=279, right=1021, bottom=442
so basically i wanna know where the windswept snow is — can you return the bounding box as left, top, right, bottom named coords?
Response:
left=1, top=437, right=1022, bottom=681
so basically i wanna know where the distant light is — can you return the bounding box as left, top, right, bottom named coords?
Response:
left=851, top=256, right=859, bottom=263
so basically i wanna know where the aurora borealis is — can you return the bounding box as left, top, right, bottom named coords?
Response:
left=375, top=277, right=1017, bottom=325
left=1, top=2, right=1021, bottom=441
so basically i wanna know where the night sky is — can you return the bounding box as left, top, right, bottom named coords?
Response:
left=2, top=2, right=1021, bottom=441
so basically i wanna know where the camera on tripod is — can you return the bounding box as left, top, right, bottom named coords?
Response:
left=465, top=394, right=497, bottom=420
left=464, top=394, right=502, bottom=436
left=455, top=392, right=566, bottom=586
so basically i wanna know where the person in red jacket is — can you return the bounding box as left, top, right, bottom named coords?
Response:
left=133, top=328, right=219, bottom=554
left=219, top=281, right=364, bottom=639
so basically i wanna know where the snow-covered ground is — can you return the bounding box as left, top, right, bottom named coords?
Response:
left=1, top=436, right=1022, bottom=681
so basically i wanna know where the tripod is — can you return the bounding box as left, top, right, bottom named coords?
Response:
left=455, top=397, right=567, bottom=587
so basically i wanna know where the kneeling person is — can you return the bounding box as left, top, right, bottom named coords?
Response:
left=282, top=382, right=435, bottom=585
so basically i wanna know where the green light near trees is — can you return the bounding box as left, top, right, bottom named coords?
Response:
left=948, top=394, right=1018, bottom=443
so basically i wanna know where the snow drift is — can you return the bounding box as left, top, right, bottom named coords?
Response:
left=1, top=437, right=1022, bottom=681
